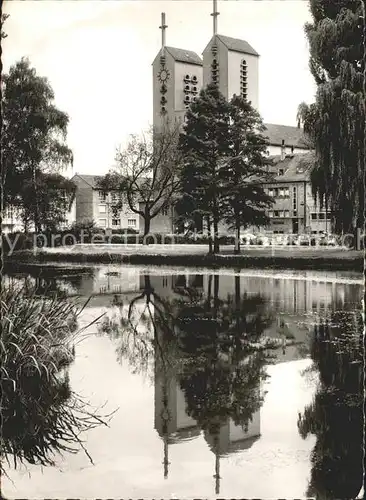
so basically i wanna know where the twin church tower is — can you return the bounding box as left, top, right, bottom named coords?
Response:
left=152, top=0, right=259, bottom=130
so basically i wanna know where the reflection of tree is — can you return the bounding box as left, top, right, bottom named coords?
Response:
left=1, top=284, right=114, bottom=475
left=100, top=273, right=276, bottom=491
left=176, top=276, right=274, bottom=433
left=101, top=275, right=178, bottom=376
left=297, top=311, right=363, bottom=500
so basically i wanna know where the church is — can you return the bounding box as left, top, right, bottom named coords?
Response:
left=47, top=1, right=330, bottom=238
left=147, top=1, right=319, bottom=236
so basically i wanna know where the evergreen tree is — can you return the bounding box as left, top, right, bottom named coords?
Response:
left=300, top=0, right=365, bottom=236
left=223, top=96, right=273, bottom=253
left=179, top=83, right=231, bottom=253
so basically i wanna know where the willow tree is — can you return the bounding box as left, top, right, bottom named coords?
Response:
left=299, top=0, right=365, bottom=236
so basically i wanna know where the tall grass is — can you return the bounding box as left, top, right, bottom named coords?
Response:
left=0, top=283, right=114, bottom=475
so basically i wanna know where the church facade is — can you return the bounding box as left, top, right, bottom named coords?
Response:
left=147, top=4, right=316, bottom=236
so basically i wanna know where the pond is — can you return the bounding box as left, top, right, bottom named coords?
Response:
left=2, top=265, right=364, bottom=499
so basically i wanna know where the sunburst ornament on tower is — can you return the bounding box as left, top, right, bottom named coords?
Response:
left=158, top=67, right=170, bottom=83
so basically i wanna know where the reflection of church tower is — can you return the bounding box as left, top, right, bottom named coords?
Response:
left=204, top=388, right=261, bottom=495
left=152, top=13, right=203, bottom=132
left=154, top=329, right=200, bottom=479
left=202, top=0, right=259, bottom=108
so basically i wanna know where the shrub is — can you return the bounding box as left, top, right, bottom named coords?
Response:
left=0, top=284, right=115, bottom=473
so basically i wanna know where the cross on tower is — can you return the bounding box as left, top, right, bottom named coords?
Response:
left=211, top=0, right=220, bottom=35
left=159, top=12, right=168, bottom=52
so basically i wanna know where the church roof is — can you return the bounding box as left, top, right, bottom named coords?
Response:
left=215, top=34, right=259, bottom=56
left=203, top=34, right=259, bottom=56
left=165, top=46, right=203, bottom=66
left=264, top=123, right=310, bottom=149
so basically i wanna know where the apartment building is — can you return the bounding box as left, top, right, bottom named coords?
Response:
left=262, top=152, right=331, bottom=235
left=70, top=174, right=140, bottom=232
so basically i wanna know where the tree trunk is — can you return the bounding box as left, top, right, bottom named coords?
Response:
left=207, top=273, right=212, bottom=305
left=234, top=215, right=241, bottom=254
left=213, top=216, right=220, bottom=254
left=33, top=167, right=41, bottom=233
left=143, top=208, right=151, bottom=242
left=207, top=216, right=213, bottom=254
left=214, top=274, right=219, bottom=309
left=235, top=273, right=241, bottom=348
left=235, top=274, right=240, bottom=306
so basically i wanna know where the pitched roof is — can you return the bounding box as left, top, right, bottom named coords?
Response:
left=264, top=123, right=310, bottom=149
left=71, top=174, right=102, bottom=188
left=266, top=153, right=314, bottom=183
left=71, top=174, right=149, bottom=190
left=215, top=34, right=259, bottom=56
left=165, top=46, right=203, bottom=66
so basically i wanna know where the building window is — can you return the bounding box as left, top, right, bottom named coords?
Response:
left=99, top=219, right=107, bottom=227
left=99, top=205, right=106, bottom=213
left=111, top=192, right=120, bottom=203
left=112, top=218, right=120, bottom=226
left=240, top=59, right=247, bottom=100
left=279, top=211, right=284, bottom=218
left=98, top=191, right=107, bottom=202
left=318, top=213, right=325, bottom=220
left=128, top=219, right=136, bottom=227
left=284, top=210, right=290, bottom=217
left=311, top=213, right=317, bottom=220
left=268, top=188, right=274, bottom=197
left=278, top=169, right=284, bottom=176
left=5, top=207, right=13, bottom=219
left=279, top=188, right=284, bottom=197
left=162, top=205, right=169, bottom=216
left=274, top=210, right=279, bottom=217
left=268, top=211, right=274, bottom=218
left=284, top=187, right=290, bottom=197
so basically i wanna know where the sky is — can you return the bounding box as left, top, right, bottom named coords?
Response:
left=3, top=0, right=316, bottom=176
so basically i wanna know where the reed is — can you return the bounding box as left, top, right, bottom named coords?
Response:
left=0, top=283, right=114, bottom=475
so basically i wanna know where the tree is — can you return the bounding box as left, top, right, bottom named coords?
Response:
left=1, top=13, right=9, bottom=39
left=223, top=96, right=274, bottom=253
left=97, top=125, right=182, bottom=240
left=299, top=0, right=365, bottom=236
left=179, top=83, right=231, bottom=253
left=20, top=172, right=76, bottom=232
left=298, top=311, right=363, bottom=499
left=1, top=58, right=73, bottom=229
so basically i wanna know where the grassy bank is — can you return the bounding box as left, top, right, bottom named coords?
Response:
left=7, top=247, right=364, bottom=272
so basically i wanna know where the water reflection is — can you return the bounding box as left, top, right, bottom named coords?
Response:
left=298, top=310, right=364, bottom=499
left=3, top=264, right=363, bottom=497
left=100, top=272, right=303, bottom=493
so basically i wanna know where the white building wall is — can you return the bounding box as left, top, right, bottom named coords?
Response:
left=202, top=36, right=229, bottom=97
left=173, top=61, right=203, bottom=125
left=227, top=50, right=259, bottom=109
left=152, top=50, right=176, bottom=131
left=229, top=408, right=260, bottom=442
left=267, top=145, right=309, bottom=156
